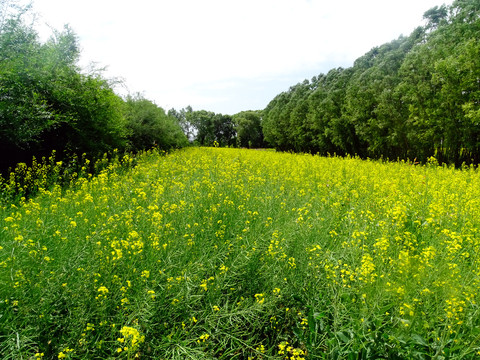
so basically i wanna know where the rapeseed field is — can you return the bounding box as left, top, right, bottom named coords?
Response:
left=1, top=147, right=480, bottom=359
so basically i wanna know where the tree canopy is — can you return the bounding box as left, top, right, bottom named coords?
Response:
left=0, top=1, right=187, bottom=171
left=232, top=110, right=265, bottom=148
left=262, top=0, right=480, bottom=165
left=169, top=107, right=237, bottom=147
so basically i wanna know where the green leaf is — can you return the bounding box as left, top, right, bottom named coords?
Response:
left=411, top=334, right=428, bottom=347
left=336, top=331, right=350, bottom=344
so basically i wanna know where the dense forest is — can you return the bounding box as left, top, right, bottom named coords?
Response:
left=1, top=0, right=480, bottom=170
left=262, top=0, right=480, bottom=165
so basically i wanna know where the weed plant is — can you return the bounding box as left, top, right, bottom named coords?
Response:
left=0, top=150, right=137, bottom=205
left=1, top=148, right=480, bottom=359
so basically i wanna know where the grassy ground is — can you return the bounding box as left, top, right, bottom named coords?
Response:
left=1, top=147, right=480, bottom=359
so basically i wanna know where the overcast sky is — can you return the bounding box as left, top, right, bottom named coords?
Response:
left=28, top=0, right=452, bottom=115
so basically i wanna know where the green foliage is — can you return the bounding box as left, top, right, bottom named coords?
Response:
left=0, top=10, right=126, bottom=169
left=262, top=1, right=480, bottom=165
left=212, top=113, right=236, bottom=147
left=168, top=106, right=195, bottom=141
left=0, top=4, right=188, bottom=174
left=423, top=4, right=448, bottom=30
left=184, top=108, right=237, bottom=147
left=262, top=91, right=291, bottom=150
left=124, top=94, right=188, bottom=152
left=233, top=110, right=265, bottom=148
left=0, top=17, right=54, bottom=151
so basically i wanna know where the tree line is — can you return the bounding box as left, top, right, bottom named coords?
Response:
left=261, top=0, right=480, bottom=165
left=2, top=0, right=480, bottom=171
left=0, top=1, right=187, bottom=173
left=168, top=107, right=265, bottom=148
left=0, top=0, right=268, bottom=175
left=166, top=0, right=480, bottom=165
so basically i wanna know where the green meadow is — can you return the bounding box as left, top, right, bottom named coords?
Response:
left=1, top=147, right=480, bottom=359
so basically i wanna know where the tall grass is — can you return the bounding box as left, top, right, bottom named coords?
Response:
left=1, top=148, right=480, bottom=359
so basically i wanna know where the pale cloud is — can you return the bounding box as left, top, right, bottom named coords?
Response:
left=29, top=0, right=452, bottom=114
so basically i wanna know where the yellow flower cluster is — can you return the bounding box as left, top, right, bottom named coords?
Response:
left=117, top=326, right=145, bottom=353
left=278, top=341, right=305, bottom=360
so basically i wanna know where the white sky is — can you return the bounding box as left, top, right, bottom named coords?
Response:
left=27, top=0, right=452, bottom=115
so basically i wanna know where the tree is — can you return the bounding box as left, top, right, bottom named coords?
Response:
left=262, top=91, right=292, bottom=150
left=343, top=35, right=417, bottom=158
left=260, top=0, right=480, bottom=165
left=186, top=109, right=236, bottom=146
left=189, top=110, right=216, bottom=145
left=213, top=113, right=236, bottom=147
left=233, top=110, right=265, bottom=148
left=0, top=0, right=30, bottom=30
left=0, top=5, right=126, bottom=170
left=307, top=68, right=353, bottom=155
left=168, top=106, right=195, bottom=142
left=124, top=94, right=188, bottom=152
left=423, top=5, right=448, bottom=30
left=451, top=0, right=480, bottom=23
left=0, top=14, right=49, bottom=152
